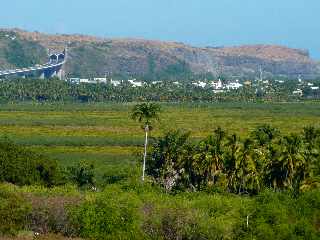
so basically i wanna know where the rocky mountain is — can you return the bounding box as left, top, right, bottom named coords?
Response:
left=1, top=28, right=319, bottom=80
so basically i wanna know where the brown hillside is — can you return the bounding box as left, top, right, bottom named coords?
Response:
left=1, top=28, right=319, bottom=79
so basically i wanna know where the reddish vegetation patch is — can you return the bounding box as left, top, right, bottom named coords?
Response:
left=23, top=194, right=82, bottom=235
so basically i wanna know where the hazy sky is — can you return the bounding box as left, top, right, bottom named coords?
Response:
left=1, top=0, right=319, bottom=59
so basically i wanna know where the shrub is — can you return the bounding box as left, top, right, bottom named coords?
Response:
left=26, top=195, right=81, bottom=236
left=0, top=138, right=60, bottom=186
left=0, top=185, right=31, bottom=236
left=143, top=205, right=203, bottom=240
left=69, top=186, right=143, bottom=239
left=67, top=161, right=95, bottom=187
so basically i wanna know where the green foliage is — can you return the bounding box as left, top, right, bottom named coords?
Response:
left=0, top=185, right=31, bottom=236
left=68, top=44, right=106, bottom=78
left=148, top=125, right=320, bottom=194
left=131, top=102, right=161, bottom=128
left=69, top=186, right=143, bottom=239
left=67, top=161, right=95, bottom=187
left=5, top=38, right=46, bottom=68
left=0, top=182, right=319, bottom=239
left=242, top=190, right=320, bottom=239
left=156, top=60, right=193, bottom=81
left=0, top=138, right=60, bottom=186
left=147, top=129, right=192, bottom=191
left=0, top=102, right=319, bottom=238
left=1, top=78, right=319, bottom=103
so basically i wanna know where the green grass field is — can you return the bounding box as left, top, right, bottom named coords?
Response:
left=1, top=102, right=320, bottom=181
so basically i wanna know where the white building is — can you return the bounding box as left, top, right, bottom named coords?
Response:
left=110, top=79, right=121, bottom=86
left=128, top=79, right=143, bottom=87
left=79, top=78, right=90, bottom=83
left=152, top=81, right=162, bottom=84
left=211, top=79, right=223, bottom=89
left=94, top=78, right=107, bottom=83
left=293, top=89, right=303, bottom=95
left=192, top=81, right=207, bottom=88
left=226, top=82, right=243, bottom=90
left=69, top=78, right=80, bottom=84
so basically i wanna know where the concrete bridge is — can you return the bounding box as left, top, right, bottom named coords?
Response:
left=0, top=49, right=66, bottom=80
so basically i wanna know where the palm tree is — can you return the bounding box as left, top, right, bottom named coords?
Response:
left=131, top=102, right=161, bottom=181
left=193, top=127, right=226, bottom=186
left=280, top=134, right=305, bottom=191
left=251, top=124, right=279, bottom=147
left=236, top=138, right=260, bottom=194
left=224, top=133, right=240, bottom=192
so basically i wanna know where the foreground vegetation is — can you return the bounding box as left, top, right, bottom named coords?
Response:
left=0, top=102, right=319, bottom=239
left=1, top=182, right=320, bottom=239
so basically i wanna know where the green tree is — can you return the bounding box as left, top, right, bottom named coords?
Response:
left=237, top=138, right=260, bottom=194
left=67, top=161, right=95, bottom=187
left=131, top=103, right=161, bottom=181
left=148, top=130, right=192, bottom=190
left=280, top=134, right=305, bottom=192
left=224, top=133, right=240, bottom=192
left=193, top=127, right=226, bottom=187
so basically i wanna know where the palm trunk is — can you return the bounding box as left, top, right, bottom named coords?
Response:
left=142, top=125, right=149, bottom=181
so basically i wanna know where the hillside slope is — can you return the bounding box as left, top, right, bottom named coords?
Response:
left=1, top=28, right=319, bottom=80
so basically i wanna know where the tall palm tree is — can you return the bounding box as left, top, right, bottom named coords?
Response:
left=131, top=102, right=161, bottom=181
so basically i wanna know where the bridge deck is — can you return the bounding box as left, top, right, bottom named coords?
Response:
left=0, top=60, right=65, bottom=77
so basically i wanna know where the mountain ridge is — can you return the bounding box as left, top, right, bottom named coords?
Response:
left=1, top=28, right=319, bottom=80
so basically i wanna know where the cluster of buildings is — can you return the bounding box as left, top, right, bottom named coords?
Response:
left=292, top=78, right=319, bottom=96
left=192, top=79, right=243, bottom=92
left=67, top=76, right=320, bottom=98
left=68, top=77, right=243, bottom=90
left=69, top=77, right=140, bottom=87
left=68, top=77, right=245, bottom=92
left=69, top=78, right=108, bottom=84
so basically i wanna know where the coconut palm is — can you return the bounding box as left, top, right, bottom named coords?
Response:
left=251, top=124, right=279, bottom=147
left=193, top=127, right=226, bottom=186
left=236, top=138, right=260, bottom=194
left=131, top=102, right=161, bottom=181
left=224, top=133, right=240, bottom=192
left=280, top=134, right=305, bottom=190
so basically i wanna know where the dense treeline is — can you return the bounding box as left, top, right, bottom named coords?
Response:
left=147, top=125, right=320, bottom=194
left=0, top=78, right=316, bottom=103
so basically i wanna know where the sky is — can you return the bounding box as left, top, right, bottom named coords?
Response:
left=1, top=0, right=319, bottom=59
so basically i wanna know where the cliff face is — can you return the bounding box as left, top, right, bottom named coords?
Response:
left=1, top=29, right=319, bottom=79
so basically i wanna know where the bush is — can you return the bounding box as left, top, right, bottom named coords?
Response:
left=26, top=195, right=81, bottom=236
left=245, top=190, right=320, bottom=239
left=143, top=205, right=204, bottom=240
left=0, top=185, right=31, bottom=236
left=0, top=138, right=60, bottom=186
left=67, top=161, right=95, bottom=187
left=69, top=186, right=143, bottom=239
